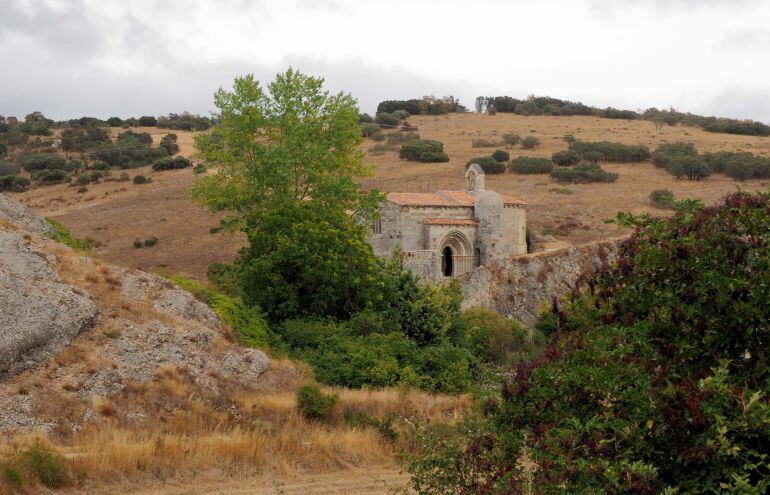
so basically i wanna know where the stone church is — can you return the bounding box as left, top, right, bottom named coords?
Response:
left=369, top=164, right=527, bottom=281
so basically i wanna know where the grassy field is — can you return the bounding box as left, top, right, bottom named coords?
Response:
left=14, top=115, right=770, bottom=279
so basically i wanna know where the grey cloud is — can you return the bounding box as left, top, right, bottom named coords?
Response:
left=701, top=87, right=770, bottom=122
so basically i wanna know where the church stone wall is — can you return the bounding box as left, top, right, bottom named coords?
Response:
left=402, top=250, right=440, bottom=282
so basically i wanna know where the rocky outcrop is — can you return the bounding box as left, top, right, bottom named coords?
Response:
left=0, top=229, right=99, bottom=372
left=0, top=193, right=53, bottom=235
left=460, top=240, right=619, bottom=324
left=0, top=193, right=270, bottom=432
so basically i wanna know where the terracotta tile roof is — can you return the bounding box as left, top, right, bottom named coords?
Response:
left=500, top=194, right=527, bottom=206
left=386, top=190, right=526, bottom=207
left=437, top=190, right=476, bottom=206
left=386, top=192, right=454, bottom=207
left=425, top=218, right=478, bottom=226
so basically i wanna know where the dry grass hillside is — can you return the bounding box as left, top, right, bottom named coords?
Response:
left=14, top=115, right=770, bottom=280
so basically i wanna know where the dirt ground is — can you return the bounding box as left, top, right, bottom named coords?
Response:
left=13, top=115, right=770, bottom=280
left=65, top=467, right=407, bottom=495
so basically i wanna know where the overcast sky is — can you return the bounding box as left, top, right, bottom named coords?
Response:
left=1, top=0, right=769, bottom=121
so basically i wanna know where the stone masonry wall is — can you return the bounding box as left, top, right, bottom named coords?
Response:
left=459, top=239, right=620, bottom=325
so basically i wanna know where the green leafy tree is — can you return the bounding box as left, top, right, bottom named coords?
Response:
left=193, top=69, right=380, bottom=232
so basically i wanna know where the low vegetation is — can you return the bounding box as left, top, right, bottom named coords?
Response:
left=652, top=141, right=770, bottom=180
left=551, top=149, right=580, bottom=166
left=152, top=156, right=192, bottom=171
left=508, top=156, right=553, bottom=174
left=550, top=162, right=618, bottom=183
left=569, top=140, right=651, bottom=162
left=399, top=139, right=449, bottom=162
left=467, top=156, right=505, bottom=174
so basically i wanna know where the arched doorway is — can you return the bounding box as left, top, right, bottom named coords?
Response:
left=442, top=246, right=454, bottom=276
left=439, top=231, right=473, bottom=278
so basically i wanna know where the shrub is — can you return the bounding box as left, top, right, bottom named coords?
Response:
left=377, top=99, right=423, bottom=115
left=391, top=109, right=410, bottom=120
left=357, top=113, right=373, bottom=123
left=0, top=175, right=31, bottom=192
left=370, top=132, right=385, bottom=142
left=471, top=138, right=499, bottom=148
left=703, top=118, right=770, bottom=136
left=117, top=172, right=130, bottom=182
left=466, top=156, right=505, bottom=174
left=159, top=133, right=179, bottom=154
left=90, top=170, right=107, bottom=182
left=502, top=133, right=520, bottom=147
left=74, top=172, right=91, bottom=186
left=296, top=384, right=339, bottom=419
left=521, top=135, right=540, bottom=149
left=152, top=156, right=192, bottom=171
left=570, top=140, right=651, bottom=162
left=407, top=191, right=770, bottom=495
left=133, top=175, right=149, bottom=184
left=20, top=443, right=68, bottom=488
left=31, top=169, right=69, bottom=185
left=143, top=236, right=158, bottom=247
left=375, top=112, right=399, bottom=127
left=649, top=188, right=675, bottom=208
left=77, top=186, right=88, bottom=193
left=562, top=133, right=577, bottom=144
left=399, top=139, right=449, bottom=163
left=508, top=156, right=553, bottom=174
left=361, top=123, right=381, bottom=137
left=133, top=239, right=143, bottom=248
left=668, top=155, right=711, bottom=180
left=193, top=163, right=206, bottom=174
left=462, top=308, right=545, bottom=366
left=491, top=150, right=510, bottom=162
left=137, top=115, right=158, bottom=126
left=21, top=153, right=66, bottom=172
left=550, top=162, right=618, bottom=183
left=551, top=149, right=580, bottom=166
left=583, top=150, right=602, bottom=162
left=91, top=161, right=110, bottom=172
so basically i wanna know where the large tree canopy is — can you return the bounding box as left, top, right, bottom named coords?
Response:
left=193, top=68, right=380, bottom=231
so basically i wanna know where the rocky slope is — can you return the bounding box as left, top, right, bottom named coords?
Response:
left=0, top=193, right=269, bottom=433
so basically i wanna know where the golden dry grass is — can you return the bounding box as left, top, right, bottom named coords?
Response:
left=12, top=114, right=770, bottom=279
left=0, top=367, right=466, bottom=494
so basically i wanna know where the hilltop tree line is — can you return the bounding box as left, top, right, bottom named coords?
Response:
left=474, top=95, right=770, bottom=137
left=376, top=95, right=467, bottom=116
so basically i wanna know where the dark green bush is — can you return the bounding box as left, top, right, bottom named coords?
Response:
left=143, top=236, right=158, bottom=247
left=138, top=115, right=158, bottom=127
left=649, top=188, right=675, bottom=208
left=0, top=175, right=30, bottom=192
left=462, top=308, right=544, bottom=366
left=570, top=140, right=651, bottom=162
left=357, top=113, right=373, bottom=123
left=551, top=149, right=580, bottom=166
left=377, top=99, right=423, bottom=115
left=152, top=156, right=192, bottom=171
left=491, top=150, right=510, bottom=162
left=375, top=112, right=399, bottom=127
left=392, top=109, right=410, bottom=120
left=193, top=163, right=206, bottom=174
left=31, top=169, right=69, bottom=185
left=550, top=162, right=618, bottom=183
left=133, top=175, right=149, bottom=184
left=159, top=133, right=179, bottom=155
left=157, top=113, right=212, bottom=131
left=583, top=150, right=602, bottom=162
left=703, top=118, right=770, bottom=136
left=520, top=135, right=540, bottom=149
left=668, top=155, right=711, bottom=180
left=399, top=139, right=449, bottom=162
left=466, top=156, right=505, bottom=174
left=91, top=161, right=110, bottom=172
left=74, top=172, right=92, bottom=186
left=133, top=239, right=143, bottom=248
left=407, top=191, right=770, bottom=495
left=296, top=384, right=339, bottom=419
left=508, top=156, right=552, bottom=174
left=21, top=153, right=66, bottom=172
left=60, top=126, right=109, bottom=152
left=370, top=132, right=386, bottom=142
